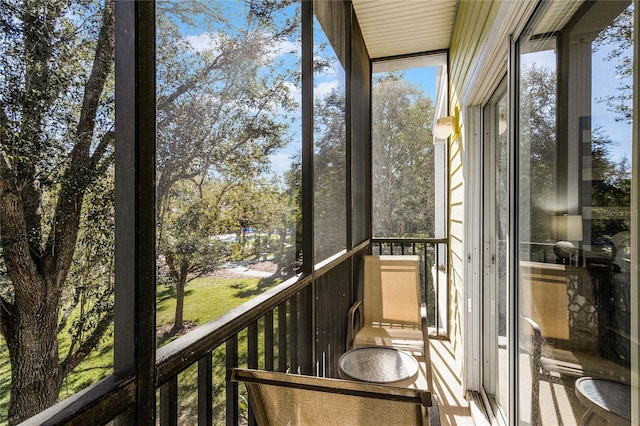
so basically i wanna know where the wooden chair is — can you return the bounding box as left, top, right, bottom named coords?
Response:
left=347, top=255, right=433, bottom=389
left=229, top=368, right=441, bottom=426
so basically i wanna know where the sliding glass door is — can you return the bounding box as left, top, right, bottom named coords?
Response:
left=482, top=80, right=510, bottom=423
left=516, top=1, right=635, bottom=424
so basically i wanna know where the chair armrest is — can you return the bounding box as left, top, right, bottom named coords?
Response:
left=522, top=316, right=542, bottom=373
left=347, top=300, right=363, bottom=350
left=421, top=316, right=434, bottom=391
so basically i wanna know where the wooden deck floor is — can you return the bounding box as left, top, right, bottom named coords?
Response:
left=417, top=341, right=622, bottom=425
left=390, top=338, right=475, bottom=425
left=429, top=339, right=476, bottom=426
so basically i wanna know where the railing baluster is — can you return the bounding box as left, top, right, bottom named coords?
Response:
left=247, top=321, right=258, bottom=426
left=247, top=322, right=259, bottom=426
left=226, top=336, right=238, bottom=426
left=278, top=301, right=288, bottom=372
left=160, top=376, right=178, bottom=426
left=248, top=321, right=259, bottom=369
left=290, top=293, right=299, bottom=373
left=198, top=353, right=212, bottom=426
left=265, top=311, right=274, bottom=371
left=299, top=285, right=314, bottom=375
left=435, top=242, right=440, bottom=333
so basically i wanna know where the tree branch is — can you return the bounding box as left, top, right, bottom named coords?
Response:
left=60, top=309, right=114, bottom=377
left=0, top=294, right=15, bottom=339
left=45, top=1, right=115, bottom=282
left=57, top=287, right=81, bottom=333
left=0, top=148, right=42, bottom=303
left=89, top=130, right=115, bottom=169
left=156, top=52, right=225, bottom=111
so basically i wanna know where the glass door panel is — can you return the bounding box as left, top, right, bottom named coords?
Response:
left=482, top=81, right=509, bottom=422
left=517, top=2, right=634, bottom=424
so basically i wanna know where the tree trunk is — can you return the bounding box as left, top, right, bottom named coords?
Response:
left=0, top=2, right=115, bottom=423
left=3, top=277, right=62, bottom=425
left=167, top=256, right=189, bottom=334
left=173, top=276, right=186, bottom=332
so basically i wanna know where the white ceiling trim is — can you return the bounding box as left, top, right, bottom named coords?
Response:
left=352, top=0, right=458, bottom=59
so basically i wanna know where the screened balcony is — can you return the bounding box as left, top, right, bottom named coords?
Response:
left=1, top=1, right=637, bottom=425
left=2, top=1, right=465, bottom=425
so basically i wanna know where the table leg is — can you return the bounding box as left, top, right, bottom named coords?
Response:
left=580, top=408, right=595, bottom=426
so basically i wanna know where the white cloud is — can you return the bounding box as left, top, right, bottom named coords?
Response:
left=269, top=152, right=296, bottom=175
left=185, top=30, right=300, bottom=62
left=267, top=38, right=301, bottom=58
left=284, top=81, right=302, bottom=105
left=313, top=56, right=341, bottom=78
left=185, top=32, right=221, bottom=54
left=314, top=80, right=340, bottom=99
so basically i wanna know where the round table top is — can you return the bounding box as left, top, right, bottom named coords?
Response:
left=338, top=347, right=419, bottom=383
left=575, top=377, right=631, bottom=422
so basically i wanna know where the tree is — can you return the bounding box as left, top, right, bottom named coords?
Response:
left=518, top=63, right=557, bottom=243
left=282, top=155, right=303, bottom=274
left=222, top=178, right=297, bottom=265
left=154, top=0, right=301, bottom=332
left=314, top=87, right=347, bottom=261
left=0, top=1, right=115, bottom=422
left=593, top=3, right=634, bottom=124
left=371, top=73, right=436, bottom=237
left=588, top=125, right=632, bottom=244
left=155, top=0, right=300, bottom=210
left=160, top=181, right=228, bottom=334
left=588, top=3, right=634, bottom=254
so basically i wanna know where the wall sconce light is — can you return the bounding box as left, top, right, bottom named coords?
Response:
left=434, top=116, right=455, bottom=139
left=498, top=113, right=508, bottom=135
left=434, top=106, right=461, bottom=141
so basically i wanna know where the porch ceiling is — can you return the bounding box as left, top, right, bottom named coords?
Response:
left=351, top=0, right=458, bottom=59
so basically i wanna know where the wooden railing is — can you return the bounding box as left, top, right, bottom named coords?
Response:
left=23, top=240, right=449, bottom=424
left=27, top=274, right=318, bottom=426
left=154, top=273, right=316, bottom=425
left=153, top=241, right=368, bottom=425
left=371, top=238, right=449, bottom=338
left=25, top=245, right=367, bottom=425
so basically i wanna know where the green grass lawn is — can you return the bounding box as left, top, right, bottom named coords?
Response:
left=157, top=276, right=279, bottom=329
left=0, top=274, right=280, bottom=425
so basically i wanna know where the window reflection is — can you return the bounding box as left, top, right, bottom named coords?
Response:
left=518, top=2, right=634, bottom=424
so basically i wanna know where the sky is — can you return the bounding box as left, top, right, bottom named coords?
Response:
left=402, top=67, right=438, bottom=101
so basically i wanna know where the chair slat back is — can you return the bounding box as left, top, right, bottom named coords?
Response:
left=231, top=368, right=429, bottom=426
left=363, top=255, right=421, bottom=327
